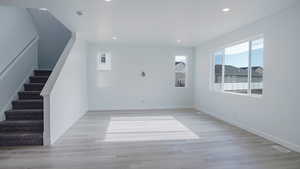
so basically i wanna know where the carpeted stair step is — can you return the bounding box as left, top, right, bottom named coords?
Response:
left=24, top=83, right=45, bottom=91
left=0, top=132, right=43, bottom=146
left=12, top=100, right=43, bottom=110
left=5, top=109, right=43, bottom=120
left=0, top=120, right=43, bottom=132
left=29, top=76, right=49, bottom=83
left=18, top=91, right=42, bottom=100
left=34, top=70, right=52, bottom=77
left=0, top=69, right=49, bottom=147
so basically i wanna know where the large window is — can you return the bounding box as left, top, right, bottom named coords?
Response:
left=212, top=37, right=264, bottom=96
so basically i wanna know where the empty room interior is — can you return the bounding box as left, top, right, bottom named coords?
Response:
left=0, top=0, right=300, bottom=168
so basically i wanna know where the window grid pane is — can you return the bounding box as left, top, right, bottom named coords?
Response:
left=251, top=38, right=264, bottom=95
left=213, top=52, right=223, bottom=91
left=224, top=42, right=249, bottom=94
left=212, top=37, right=264, bottom=97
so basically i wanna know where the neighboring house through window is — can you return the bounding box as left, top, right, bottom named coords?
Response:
left=175, top=56, right=187, bottom=88
left=212, top=37, right=264, bottom=96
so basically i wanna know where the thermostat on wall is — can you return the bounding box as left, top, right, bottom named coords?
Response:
left=97, top=52, right=112, bottom=71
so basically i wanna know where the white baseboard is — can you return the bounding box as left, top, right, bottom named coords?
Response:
left=88, top=107, right=195, bottom=113
left=195, top=107, right=300, bottom=153
left=0, top=66, right=37, bottom=121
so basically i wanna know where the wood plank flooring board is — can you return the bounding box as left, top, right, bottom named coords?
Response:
left=0, top=109, right=299, bottom=169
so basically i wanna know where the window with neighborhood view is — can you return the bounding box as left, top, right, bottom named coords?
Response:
left=175, top=56, right=187, bottom=88
left=212, top=37, right=264, bottom=96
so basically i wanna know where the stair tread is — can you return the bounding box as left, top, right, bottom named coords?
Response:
left=6, top=109, right=43, bottom=112
left=0, top=120, right=43, bottom=133
left=5, top=109, right=43, bottom=121
left=34, top=70, right=52, bottom=72
left=24, top=83, right=45, bottom=92
left=30, top=76, right=49, bottom=78
left=0, top=132, right=43, bottom=137
left=34, top=70, right=52, bottom=76
left=13, top=99, right=43, bottom=102
left=12, top=100, right=43, bottom=110
left=19, top=91, right=41, bottom=94
left=0, top=131, right=43, bottom=139
left=0, top=120, right=43, bottom=124
left=25, top=83, right=45, bottom=85
left=18, top=91, right=43, bottom=100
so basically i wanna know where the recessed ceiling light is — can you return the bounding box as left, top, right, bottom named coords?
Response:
left=222, top=8, right=231, bottom=12
left=177, top=40, right=182, bottom=43
left=112, top=36, right=117, bottom=40
left=105, top=0, right=112, bottom=2
left=39, top=8, right=48, bottom=11
left=76, top=11, right=83, bottom=16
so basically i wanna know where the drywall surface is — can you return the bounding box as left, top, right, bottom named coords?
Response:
left=194, top=4, right=300, bottom=152
left=47, top=36, right=88, bottom=144
left=28, top=9, right=71, bottom=70
left=0, top=6, right=38, bottom=120
left=87, top=44, right=195, bottom=110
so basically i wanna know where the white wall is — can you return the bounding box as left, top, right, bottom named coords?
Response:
left=0, top=6, right=38, bottom=120
left=194, top=3, right=300, bottom=152
left=0, top=6, right=37, bottom=72
left=87, top=44, right=194, bottom=111
left=43, top=35, right=88, bottom=144
left=28, top=9, right=71, bottom=70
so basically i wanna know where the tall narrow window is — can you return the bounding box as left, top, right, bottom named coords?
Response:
left=224, top=42, right=249, bottom=94
left=213, top=51, right=223, bottom=91
left=212, top=37, right=264, bottom=96
left=251, top=38, right=264, bottom=95
left=175, top=56, right=187, bottom=88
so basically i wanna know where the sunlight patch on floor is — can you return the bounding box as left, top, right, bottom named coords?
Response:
left=104, top=116, right=199, bottom=142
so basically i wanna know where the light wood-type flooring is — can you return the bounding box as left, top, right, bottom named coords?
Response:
left=1, top=109, right=300, bottom=169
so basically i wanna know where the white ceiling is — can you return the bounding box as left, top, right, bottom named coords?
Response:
left=0, top=0, right=298, bottom=46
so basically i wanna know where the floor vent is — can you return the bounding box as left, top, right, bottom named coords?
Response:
left=272, top=145, right=291, bottom=153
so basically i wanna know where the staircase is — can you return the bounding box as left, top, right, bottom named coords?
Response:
left=0, top=70, right=51, bottom=146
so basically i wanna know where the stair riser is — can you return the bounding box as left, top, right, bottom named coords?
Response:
left=0, top=137, right=43, bottom=146
left=24, top=84, right=44, bottom=91
left=1, top=69, right=50, bottom=147
left=34, top=71, right=51, bottom=77
left=6, top=114, right=43, bottom=121
left=19, top=93, right=42, bottom=100
left=0, top=126, right=43, bottom=132
left=12, top=102, right=43, bottom=110
left=30, top=77, right=48, bottom=83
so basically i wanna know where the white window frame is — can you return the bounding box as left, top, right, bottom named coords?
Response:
left=211, top=35, right=264, bottom=97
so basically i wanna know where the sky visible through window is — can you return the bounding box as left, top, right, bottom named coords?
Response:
left=175, top=56, right=187, bottom=63
left=215, top=39, right=264, bottom=68
left=213, top=38, right=264, bottom=95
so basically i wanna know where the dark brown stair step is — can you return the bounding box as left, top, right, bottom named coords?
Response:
left=18, top=91, right=42, bottom=100
left=34, top=70, right=52, bottom=77
left=0, top=132, right=43, bottom=146
left=5, top=109, right=43, bottom=120
left=29, top=76, right=49, bottom=83
left=12, top=100, right=43, bottom=110
left=24, top=83, right=45, bottom=91
left=0, top=120, right=43, bottom=132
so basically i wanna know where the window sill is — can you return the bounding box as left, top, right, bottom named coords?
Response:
left=211, top=89, right=263, bottom=99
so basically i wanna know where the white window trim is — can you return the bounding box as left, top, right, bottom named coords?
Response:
left=210, top=35, right=264, bottom=97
